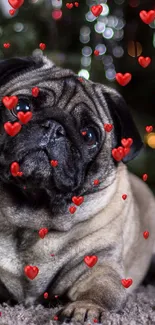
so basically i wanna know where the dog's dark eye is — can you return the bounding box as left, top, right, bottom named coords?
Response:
left=12, top=99, right=31, bottom=117
left=81, top=127, right=98, bottom=148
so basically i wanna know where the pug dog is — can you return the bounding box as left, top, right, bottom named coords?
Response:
left=0, top=52, right=155, bottom=323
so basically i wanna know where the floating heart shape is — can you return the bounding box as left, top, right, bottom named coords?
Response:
left=66, top=3, right=73, bottom=9
left=104, top=124, right=113, bottom=132
left=32, top=87, right=40, bottom=97
left=121, top=138, right=133, bottom=148
left=112, top=147, right=125, bottom=161
left=17, top=112, right=32, bottom=124
left=2, top=96, right=18, bottom=110
left=3, top=43, right=10, bottom=49
left=39, top=43, right=46, bottom=50
left=142, top=173, right=148, bottom=181
left=39, top=228, right=48, bottom=239
left=145, top=125, right=153, bottom=133
left=123, top=147, right=130, bottom=157
left=84, top=255, right=98, bottom=268
left=9, top=9, right=16, bottom=15
left=24, top=265, right=39, bottom=280
left=94, top=50, right=99, bottom=56
left=121, top=278, right=133, bottom=288
left=138, top=56, right=151, bottom=68
left=44, top=292, right=48, bottom=299
left=143, top=231, right=149, bottom=239
left=115, top=73, right=132, bottom=86
left=69, top=206, right=77, bottom=214
left=74, top=2, right=79, bottom=7
left=50, top=160, right=58, bottom=167
left=139, top=10, right=155, bottom=24
left=91, top=5, right=103, bottom=17
left=10, top=162, right=23, bottom=177
left=8, top=0, right=24, bottom=9
left=4, top=122, right=21, bottom=136
left=122, top=194, right=127, bottom=200
left=94, top=179, right=99, bottom=186
left=72, top=196, right=84, bottom=206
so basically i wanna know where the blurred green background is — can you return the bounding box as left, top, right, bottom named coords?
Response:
left=0, top=0, right=155, bottom=192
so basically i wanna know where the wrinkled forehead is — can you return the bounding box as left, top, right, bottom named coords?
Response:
left=0, top=56, right=110, bottom=125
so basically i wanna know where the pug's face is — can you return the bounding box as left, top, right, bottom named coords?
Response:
left=0, top=54, right=143, bottom=216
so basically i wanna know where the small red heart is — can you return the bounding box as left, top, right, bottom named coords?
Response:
left=32, top=87, right=40, bottom=97
left=121, top=138, right=133, bottom=148
left=93, top=319, right=98, bottom=323
left=8, top=0, right=24, bottom=9
left=122, top=194, right=127, bottom=200
left=3, top=43, right=11, bottom=49
left=17, top=112, right=32, bottom=124
left=10, top=162, right=23, bottom=177
left=112, top=147, right=125, bottom=161
left=44, top=292, right=48, bottom=299
left=69, top=206, right=77, bottom=214
left=24, top=265, right=39, bottom=280
left=91, top=5, right=103, bottom=17
left=38, top=228, right=48, bottom=239
left=81, top=131, right=87, bottom=136
left=39, top=43, right=46, bottom=50
left=4, top=122, right=22, bottom=136
left=145, top=125, right=153, bottom=133
left=84, top=255, right=98, bottom=268
left=94, top=50, right=99, bottom=56
left=72, top=196, right=84, bottom=206
left=121, top=278, right=133, bottom=288
left=9, top=9, right=16, bottom=15
left=53, top=316, right=59, bottom=321
left=94, top=179, right=99, bottom=186
left=123, top=147, right=131, bottom=157
left=115, top=73, right=132, bottom=86
left=139, top=10, right=155, bottom=24
left=142, top=173, right=148, bottom=181
left=2, top=96, right=18, bottom=110
left=143, top=231, right=149, bottom=239
left=104, top=124, right=113, bottom=132
left=51, top=254, right=55, bottom=256
left=50, top=160, right=58, bottom=167
left=74, top=2, right=79, bottom=7
left=138, top=56, right=151, bottom=68
left=66, top=3, right=73, bottom=9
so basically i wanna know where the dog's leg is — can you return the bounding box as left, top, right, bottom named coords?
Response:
left=56, top=262, right=127, bottom=323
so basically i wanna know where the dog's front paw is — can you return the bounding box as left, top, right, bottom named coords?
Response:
left=56, top=300, right=106, bottom=323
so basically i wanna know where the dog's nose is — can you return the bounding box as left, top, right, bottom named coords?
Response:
left=40, top=120, right=66, bottom=146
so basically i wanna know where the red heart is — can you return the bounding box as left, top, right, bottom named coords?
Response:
left=44, top=292, right=48, bottom=299
left=4, top=122, right=21, bottom=136
left=91, top=5, right=103, bottom=17
left=9, top=9, right=16, bottom=15
left=121, top=278, right=133, bottom=288
left=53, top=316, right=59, bottom=321
left=94, top=50, right=99, bottom=56
left=69, top=206, right=77, bottom=214
left=38, top=228, right=48, bottom=239
left=2, top=96, right=18, bottom=110
left=104, top=124, right=113, bottom=132
left=50, top=160, right=58, bottom=167
left=10, top=162, right=23, bottom=177
left=72, top=196, right=84, bottom=206
left=142, top=173, right=148, bottom=181
left=112, top=147, right=125, bottom=161
left=81, top=131, right=87, bottom=136
left=123, top=147, right=130, bottom=157
left=84, top=255, right=98, bottom=268
left=66, top=3, right=73, bottom=9
left=139, top=10, right=155, bottom=24
left=3, top=43, right=11, bottom=49
left=138, top=56, right=151, bottom=68
left=94, top=179, right=99, bottom=186
left=145, top=125, right=153, bottom=133
left=8, top=0, right=24, bottom=9
left=17, top=112, right=32, bottom=124
left=74, top=2, right=79, bottom=7
left=115, top=73, right=132, bottom=86
left=143, top=231, right=149, bottom=239
left=121, top=138, right=133, bottom=148
left=24, top=265, right=39, bottom=280
left=122, top=194, right=127, bottom=200
left=32, top=87, right=40, bottom=97
left=39, top=43, right=46, bottom=50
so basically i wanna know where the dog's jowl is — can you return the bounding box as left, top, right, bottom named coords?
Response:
left=0, top=53, right=155, bottom=322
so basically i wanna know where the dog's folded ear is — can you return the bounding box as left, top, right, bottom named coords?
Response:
left=102, top=86, right=144, bottom=163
